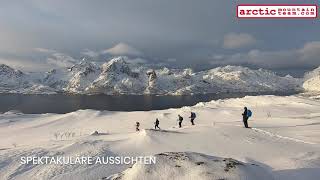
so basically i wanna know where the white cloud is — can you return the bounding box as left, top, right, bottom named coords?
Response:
left=0, top=57, right=51, bottom=72
left=81, top=49, right=100, bottom=58
left=34, top=48, right=80, bottom=69
left=211, top=54, right=224, bottom=60
left=46, top=53, right=78, bottom=68
left=211, top=41, right=320, bottom=69
left=223, top=33, right=256, bottom=49
left=167, top=58, right=177, bottom=62
left=127, top=58, right=147, bottom=64
left=33, top=48, right=57, bottom=54
left=0, top=50, right=75, bottom=72
left=298, top=41, right=320, bottom=64
left=102, top=43, right=143, bottom=56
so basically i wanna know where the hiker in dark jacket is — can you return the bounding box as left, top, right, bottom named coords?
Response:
left=178, top=115, right=183, bottom=128
left=154, top=118, right=160, bottom=130
left=189, top=112, right=196, bottom=125
left=242, top=107, right=249, bottom=128
left=136, top=122, right=140, bottom=131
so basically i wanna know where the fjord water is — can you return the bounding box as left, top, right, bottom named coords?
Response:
left=0, top=92, right=296, bottom=114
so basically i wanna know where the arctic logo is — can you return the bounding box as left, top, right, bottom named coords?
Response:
left=237, top=4, right=318, bottom=18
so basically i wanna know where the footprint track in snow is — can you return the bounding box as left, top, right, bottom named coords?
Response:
left=251, top=128, right=317, bottom=145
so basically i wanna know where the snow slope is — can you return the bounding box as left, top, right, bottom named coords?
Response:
left=107, top=152, right=273, bottom=180
left=303, top=66, right=320, bottom=92
left=0, top=95, right=319, bottom=180
left=0, top=57, right=303, bottom=95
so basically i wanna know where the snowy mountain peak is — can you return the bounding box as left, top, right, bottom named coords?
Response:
left=102, top=57, right=130, bottom=73
left=305, top=66, right=320, bottom=79
left=101, top=57, right=139, bottom=78
left=0, top=64, right=29, bottom=92
left=68, top=60, right=100, bottom=76
left=47, top=69, right=57, bottom=74
left=213, top=65, right=274, bottom=76
left=303, top=66, right=320, bottom=92
left=0, top=64, right=24, bottom=78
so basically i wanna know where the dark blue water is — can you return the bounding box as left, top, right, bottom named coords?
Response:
left=0, top=92, right=296, bottom=114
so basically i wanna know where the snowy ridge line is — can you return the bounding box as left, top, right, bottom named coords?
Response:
left=303, top=66, right=320, bottom=92
left=0, top=56, right=304, bottom=95
left=251, top=128, right=317, bottom=145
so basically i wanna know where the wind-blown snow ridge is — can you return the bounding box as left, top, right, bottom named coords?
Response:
left=106, top=152, right=274, bottom=180
left=0, top=56, right=304, bottom=95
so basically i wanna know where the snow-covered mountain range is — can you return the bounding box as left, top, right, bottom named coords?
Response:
left=0, top=56, right=313, bottom=95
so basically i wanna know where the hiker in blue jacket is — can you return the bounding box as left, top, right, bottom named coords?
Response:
left=242, top=107, right=250, bottom=128
left=189, top=112, right=196, bottom=125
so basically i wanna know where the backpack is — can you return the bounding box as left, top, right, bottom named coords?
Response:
left=191, top=112, right=196, bottom=118
left=247, top=110, right=252, bottom=117
left=179, top=116, right=183, bottom=121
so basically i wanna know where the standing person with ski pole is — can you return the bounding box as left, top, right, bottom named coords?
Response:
left=178, top=114, right=183, bottom=128
left=189, top=112, right=196, bottom=125
left=242, top=107, right=252, bottom=128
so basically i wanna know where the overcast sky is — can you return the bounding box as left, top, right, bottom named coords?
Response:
left=0, top=0, right=319, bottom=76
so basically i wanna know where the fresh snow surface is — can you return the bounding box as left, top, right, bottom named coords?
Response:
left=107, top=152, right=273, bottom=180
left=0, top=57, right=303, bottom=95
left=0, top=95, right=319, bottom=180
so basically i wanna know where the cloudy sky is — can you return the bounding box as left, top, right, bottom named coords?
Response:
left=0, top=0, right=319, bottom=76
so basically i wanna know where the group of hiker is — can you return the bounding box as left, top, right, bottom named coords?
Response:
left=135, top=107, right=252, bottom=132
left=135, top=111, right=197, bottom=131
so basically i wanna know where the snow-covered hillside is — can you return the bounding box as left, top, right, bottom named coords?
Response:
left=303, top=66, right=320, bottom=92
left=0, top=57, right=303, bottom=95
left=107, top=152, right=273, bottom=180
left=0, top=95, right=319, bottom=180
